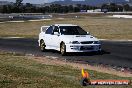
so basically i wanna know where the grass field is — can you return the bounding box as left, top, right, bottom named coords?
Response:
left=0, top=15, right=132, bottom=39
left=0, top=51, right=132, bottom=88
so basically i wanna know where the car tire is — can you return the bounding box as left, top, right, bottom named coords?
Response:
left=40, top=40, right=46, bottom=52
left=60, top=43, right=66, bottom=56
left=96, top=50, right=102, bottom=55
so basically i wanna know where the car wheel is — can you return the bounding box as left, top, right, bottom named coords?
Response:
left=60, top=43, right=66, bottom=56
left=40, top=40, right=46, bottom=52
left=96, top=50, right=102, bottom=55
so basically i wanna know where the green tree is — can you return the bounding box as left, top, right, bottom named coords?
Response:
left=68, top=5, right=73, bottom=12
left=16, top=0, right=23, bottom=7
left=13, top=0, right=23, bottom=13
left=62, top=6, right=68, bottom=13
left=74, top=7, right=80, bottom=12
left=82, top=5, right=87, bottom=10
left=2, top=5, right=8, bottom=13
left=123, top=4, right=130, bottom=11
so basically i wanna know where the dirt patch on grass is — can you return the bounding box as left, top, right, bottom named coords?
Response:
left=29, top=56, right=132, bottom=78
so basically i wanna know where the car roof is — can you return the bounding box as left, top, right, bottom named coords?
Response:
left=54, top=24, right=77, bottom=26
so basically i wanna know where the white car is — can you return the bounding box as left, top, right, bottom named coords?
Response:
left=38, top=24, right=101, bottom=55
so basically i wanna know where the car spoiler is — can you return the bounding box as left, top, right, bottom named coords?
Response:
left=41, top=26, right=50, bottom=32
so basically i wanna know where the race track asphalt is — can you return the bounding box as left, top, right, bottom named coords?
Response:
left=0, top=38, right=132, bottom=70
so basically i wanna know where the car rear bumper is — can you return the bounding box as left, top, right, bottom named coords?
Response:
left=66, top=44, right=101, bottom=52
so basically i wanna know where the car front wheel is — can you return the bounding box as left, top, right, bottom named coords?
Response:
left=60, top=43, right=66, bottom=56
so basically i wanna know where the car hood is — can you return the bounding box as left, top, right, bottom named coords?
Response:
left=60, top=35, right=99, bottom=43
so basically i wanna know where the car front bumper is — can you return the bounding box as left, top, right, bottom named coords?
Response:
left=66, top=44, right=101, bottom=52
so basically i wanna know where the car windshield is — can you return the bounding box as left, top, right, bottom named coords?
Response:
left=59, top=26, right=87, bottom=35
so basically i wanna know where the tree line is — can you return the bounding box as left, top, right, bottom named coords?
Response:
left=0, top=0, right=132, bottom=13
left=0, top=3, right=99, bottom=13
left=101, top=3, right=132, bottom=12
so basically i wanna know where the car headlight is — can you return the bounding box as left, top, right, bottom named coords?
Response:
left=69, top=41, right=80, bottom=44
left=94, top=41, right=101, bottom=44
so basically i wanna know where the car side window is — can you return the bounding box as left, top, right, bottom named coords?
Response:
left=45, top=26, right=53, bottom=34
left=53, top=26, right=59, bottom=33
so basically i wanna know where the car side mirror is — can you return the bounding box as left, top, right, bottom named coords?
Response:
left=54, top=32, right=60, bottom=36
left=87, top=32, right=90, bottom=35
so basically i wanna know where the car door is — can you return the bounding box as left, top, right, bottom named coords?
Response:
left=44, top=26, right=53, bottom=47
left=51, top=26, right=60, bottom=49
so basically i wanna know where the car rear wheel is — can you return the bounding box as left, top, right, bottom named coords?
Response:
left=40, top=40, right=46, bottom=52
left=60, top=43, right=66, bottom=56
